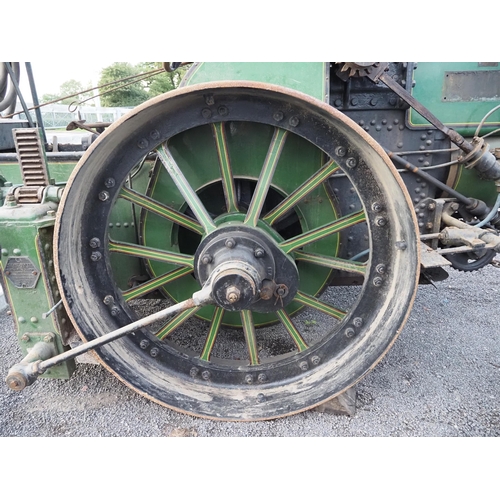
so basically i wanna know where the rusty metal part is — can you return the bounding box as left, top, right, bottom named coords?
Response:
left=419, top=242, right=452, bottom=268
left=6, top=339, right=57, bottom=391
left=163, top=62, right=192, bottom=72
left=66, top=120, right=111, bottom=135
left=441, top=210, right=500, bottom=251
left=5, top=286, right=213, bottom=391
left=377, top=72, right=500, bottom=182
left=336, top=62, right=388, bottom=81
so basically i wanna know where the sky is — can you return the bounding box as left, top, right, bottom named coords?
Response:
left=18, top=61, right=122, bottom=100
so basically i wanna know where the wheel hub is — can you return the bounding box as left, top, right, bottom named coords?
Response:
left=194, top=224, right=298, bottom=312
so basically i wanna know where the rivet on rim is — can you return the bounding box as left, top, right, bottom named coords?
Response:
left=150, top=347, right=159, bottom=357
left=289, top=116, right=299, bottom=127
left=202, top=370, right=211, bottom=380
left=89, top=237, right=101, bottom=248
left=345, top=328, right=355, bottom=338
left=90, top=251, right=102, bottom=262
left=273, top=111, right=284, bottom=122
left=140, top=339, right=150, bottom=349
left=104, top=178, right=115, bottom=188
left=137, top=138, right=149, bottom=149
left=335, top=146, right=347, bottom=157
left=299, top=361, right=309, bottom=371
left=346, top=157, right=357, bottom=168
left=373, top=276, right=384, bottom=287
left=353, top=317, right=363, bottom=327
left=190, top=367, right=199, bottom=378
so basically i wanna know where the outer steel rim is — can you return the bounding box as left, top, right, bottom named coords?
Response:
left=55, top=81, right=419, bottom=421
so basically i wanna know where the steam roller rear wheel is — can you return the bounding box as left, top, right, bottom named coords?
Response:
left=55, top=82, right=419, bottom=421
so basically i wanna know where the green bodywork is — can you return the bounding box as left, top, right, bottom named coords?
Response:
left=410, top=62, right=500, bottom=135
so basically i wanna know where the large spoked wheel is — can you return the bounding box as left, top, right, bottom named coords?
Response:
left=55, top=82, right=419, bottom=421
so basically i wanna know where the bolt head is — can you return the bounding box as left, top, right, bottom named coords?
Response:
left=225, top=238, right=236, bottom=249
left=245, top=374, right=253, bottom=384
left=202, top=370, right=211, bottom=380
left=345, top=328, right=355, bottom=338
left=254, top=248, right=265, bottom=258
left=150, top=347, right=159, bottom=358
left=98, top=191, right=110, bottom=202
left=90, top=251, right=102, bottom=262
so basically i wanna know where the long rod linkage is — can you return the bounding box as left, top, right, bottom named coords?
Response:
left=6, top=287, right=213, bottom=391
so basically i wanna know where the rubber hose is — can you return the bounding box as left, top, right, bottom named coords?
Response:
left=0, top=62, right=20, bottom=113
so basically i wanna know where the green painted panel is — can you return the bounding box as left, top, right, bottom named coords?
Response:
left=182, top=62, right=328, bottom=102
left=409, top=62, right=500, bottom=135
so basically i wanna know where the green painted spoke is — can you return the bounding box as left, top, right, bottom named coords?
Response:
left=275, top=309, right=308, bottom=352
left=120, top=186, right=203, bottom=235
left=109, top=240, right=194, bottom=268
left=156, top=307, right=201, bottom=340
left=294, top=250, right=367, bottom=275
left=263, top=159, right=339, bottom=225
left=157, top=143, right=216, bottom=234
left=122, top=267, right=193, bottom=302
left=244, top=128, right=288, bottom=226
left=211, top=123, right=239, bottom=213
left=280, top=210, right=365, bottom=254
left=240, top=310, right=259, bottom=365
left=200, top=307, right=224, bottom=361
left=294, top=291, right=346, bottom=320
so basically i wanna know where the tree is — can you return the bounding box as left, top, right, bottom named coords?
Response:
left=41, top=79, right=94, bottom=105
left=98, top=63, right=149, bottom=107
left=137, top=62, right=189, bottom=98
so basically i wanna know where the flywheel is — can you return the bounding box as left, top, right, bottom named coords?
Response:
left=55, top=81, right=419, bottom=421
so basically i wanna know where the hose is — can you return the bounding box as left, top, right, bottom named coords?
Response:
left=0, top=62, right=20, bottom=114
left=474, top=193, right=500, bottom=228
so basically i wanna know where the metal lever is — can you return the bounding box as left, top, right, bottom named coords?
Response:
left=6, top=285, right=213, bottom=391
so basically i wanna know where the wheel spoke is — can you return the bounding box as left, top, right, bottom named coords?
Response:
left=294, top=250, right=367, bottom=275
left=200, top=307, right=224, bottom=361
left=240, top=310, right=259, bottom=365
left=275, top=309, right=309, bottom=352
left=294, top=291, right=346, bottom=320
left=262, top=159, right=339, bottom=225
left=122, top=267, right=193, bottom=302
left=211, top=123, right=239, bottom=213
left=279, top=210, right=365, bottom=254
left=156, top=307, right=201, bottom=340
left=120, top=186, right=203, bottom=235
left=109, top=240, right=194, bottom=268
left=157, top=143, right=217, bottom=234
left=244, top=128, right=288, bottom=226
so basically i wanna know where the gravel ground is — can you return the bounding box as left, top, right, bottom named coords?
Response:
left=1, top=265, right=499, bottom=437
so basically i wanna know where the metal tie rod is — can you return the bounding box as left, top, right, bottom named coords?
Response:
left=6, top=286, right=213, bottom=391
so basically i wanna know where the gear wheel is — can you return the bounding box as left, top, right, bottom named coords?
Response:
left=336, top=62, right=379, bottom=78
left=446, top=248, right=496, bottom=272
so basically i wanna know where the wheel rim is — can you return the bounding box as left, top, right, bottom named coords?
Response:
left=55, top=81, right=419, bottom=420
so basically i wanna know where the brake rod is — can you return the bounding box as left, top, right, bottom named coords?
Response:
left=6, top=286, right=213, bottom=391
